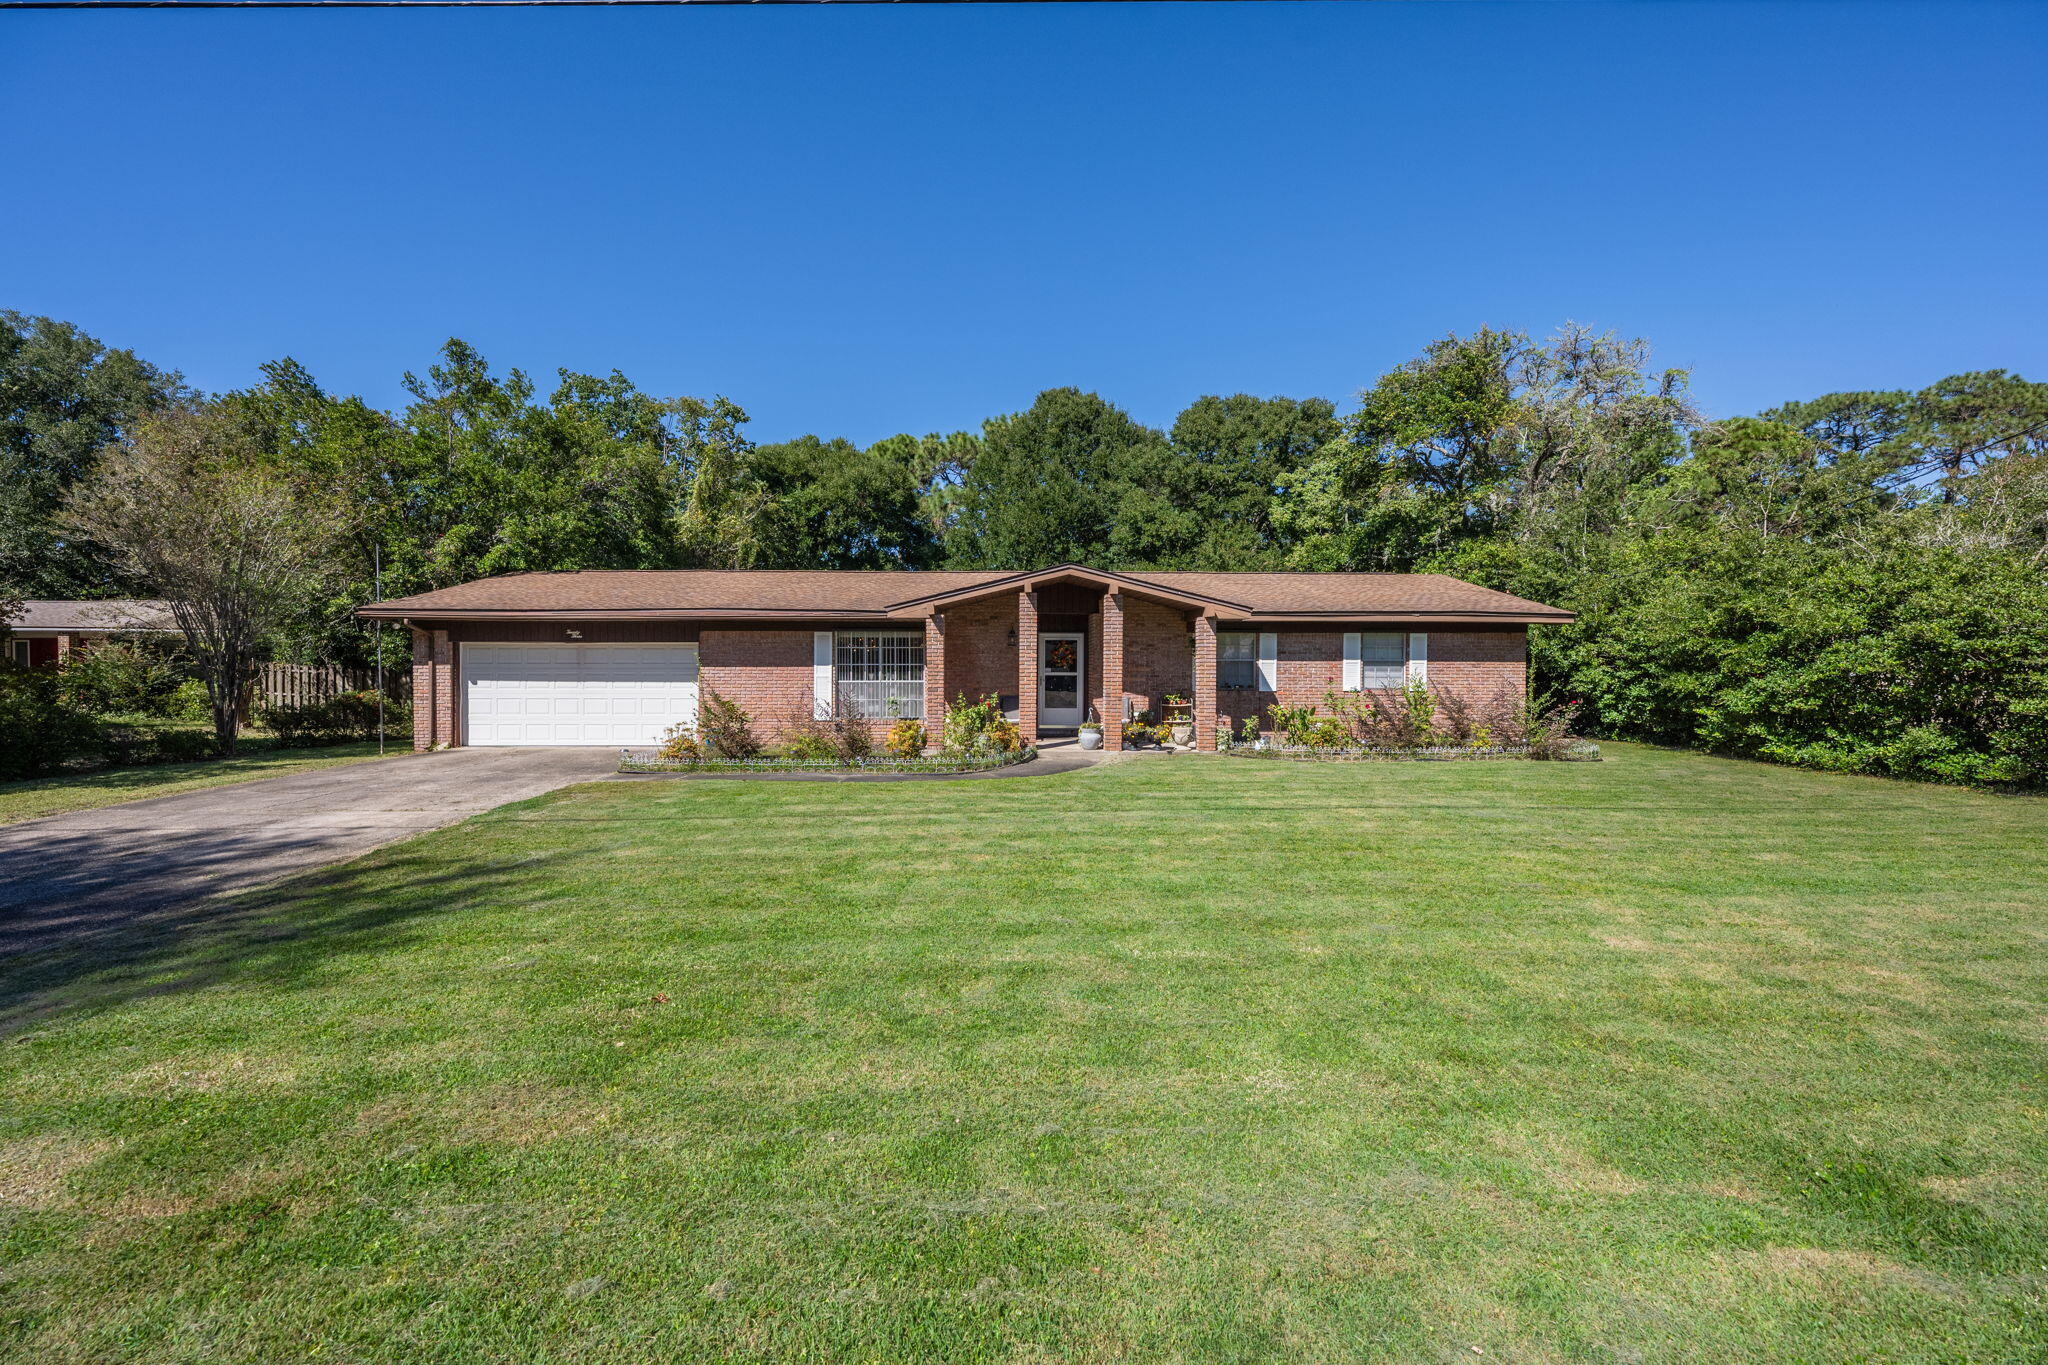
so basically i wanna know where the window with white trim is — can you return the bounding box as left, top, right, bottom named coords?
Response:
left=1359, top=632, right=1406, bottom=689
left=1218, top=632, right=1258, bottom=689
left=7, top=639, right=29, bottom=667
left=834, top=631, right=924, bottom=718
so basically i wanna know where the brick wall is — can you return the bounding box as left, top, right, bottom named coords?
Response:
left=1123, top=596, right=1192, bottom=718
left=938, top=596, right=1015, bottom=712
left=700, top=629, right=822, bottom=741
left=1218, top=627, right=1528, bottom=739
left=1426, top=629, right=1528, bottom=707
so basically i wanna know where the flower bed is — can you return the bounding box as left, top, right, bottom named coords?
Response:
left=1219, top=740, right=1601, bottom=762
left=620, top=746, right=1039, bottom=776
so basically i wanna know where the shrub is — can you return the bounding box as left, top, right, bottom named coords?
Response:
left=58, top=639, right=190, bottom=717
left=656, top=722, right=701, bottom=761
left=1522, top=534, right=2048, bottom=788
left=885, top=718, right=926, bottom=758
left=782, top=731, right=839, bottom=761
left=1400, top=681, right=1437, bottom=739
left=1435, top=689, right=1495, bottom=746
left=775, top=701, right=876, bottom=763
left=1324, top=688, right=1432, bottom=747
left=1266, top=702, right=1324, bottom=747
left=164, top=678, right=210, bottom=721
left=261, top=689, right=404, bottom=746
left=941, top=693, right=1005, bottom=755
left=1305, top=717, right=1350, bottom=748
left=0, top=666, right=104, bottom=779
left=983, top=719, right=1023, bottom=754
left=1517, top=697, right=1583, bottom=760
left=826, top=708, right=876, bottom=762
left=697, top=688, right=761, bottom=759
left=99, top=722, right=217, bottom=765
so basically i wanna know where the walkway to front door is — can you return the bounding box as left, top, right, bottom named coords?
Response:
left=1038, top=633, right=1084, bottom=728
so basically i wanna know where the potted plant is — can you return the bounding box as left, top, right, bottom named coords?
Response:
left=1077, top=720, right=1103, bottom=750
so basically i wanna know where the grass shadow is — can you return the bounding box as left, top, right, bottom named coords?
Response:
left=0, top=834, right=575, bottom=1037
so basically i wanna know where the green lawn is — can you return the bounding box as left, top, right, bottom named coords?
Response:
left=3, top=745, right=2044, bottom=1363
left=0, top=742, right=391, bottom=826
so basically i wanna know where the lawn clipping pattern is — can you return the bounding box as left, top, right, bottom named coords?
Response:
left=1, top=742, right=2043, bottom=1364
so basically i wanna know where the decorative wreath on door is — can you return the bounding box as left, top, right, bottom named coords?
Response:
left=1046, top=640, right=1077, bottom=671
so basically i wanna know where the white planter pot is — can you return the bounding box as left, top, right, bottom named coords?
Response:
left=1077, top=729, right=1103, bottom=750
left=1169, top=724, right=1194, bottom=747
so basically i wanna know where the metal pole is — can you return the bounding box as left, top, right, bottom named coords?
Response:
left=375, top=543, right=385, bottom=756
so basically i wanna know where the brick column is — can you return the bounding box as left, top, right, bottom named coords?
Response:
left=1193, top=613, right=1219, bottom=752
left=1101, top=591, right=1126, bottom=752
left=922, top=611, right=946, bottom=749
left=1016, top=589, right=1039, bottom=742
left=410, top=626, right=435, bottom=750
left=442, top=630, right=460, bottom=746
left=1085, top=611, right=1103, bottom=727
left=411, top=626, right=456, bottom=749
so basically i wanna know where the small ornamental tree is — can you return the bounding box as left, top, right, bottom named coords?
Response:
left=62, top=403, right=342, bottom=754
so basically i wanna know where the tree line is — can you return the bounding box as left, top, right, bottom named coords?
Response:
left=4, top=311, right=2045, bottom=784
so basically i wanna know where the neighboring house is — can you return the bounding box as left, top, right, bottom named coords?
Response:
left=5, top=599, right=181, bottom=669
left=359, top=566, right=1571, bottom=753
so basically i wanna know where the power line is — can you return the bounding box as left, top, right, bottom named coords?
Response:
left=2, top=0, right=1406, bottom=8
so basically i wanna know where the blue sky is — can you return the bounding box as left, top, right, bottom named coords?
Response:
left=3, top=1, right=2043, bottom=443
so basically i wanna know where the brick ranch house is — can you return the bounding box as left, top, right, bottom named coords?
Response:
left=6, top=599, right=181, bottom=669
left=356, top=565, right=1572, bottom=753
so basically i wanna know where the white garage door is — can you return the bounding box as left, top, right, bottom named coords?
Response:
left=463, top=643, right=698, bottom=746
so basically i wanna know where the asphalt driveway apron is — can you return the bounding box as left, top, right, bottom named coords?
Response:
left=0, top=747, right=619, bottom=958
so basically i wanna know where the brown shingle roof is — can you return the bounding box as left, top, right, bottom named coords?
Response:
left=10, top=599, right=180, bottom=632
left=358, top=570, right=1014, bottom=619
left=1124, top=572, right=1568, bottom=620
left=358, top=566, right=1569, bottom=623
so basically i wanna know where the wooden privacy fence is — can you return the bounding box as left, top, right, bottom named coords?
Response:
left=256, top=663, right=409, bottom=709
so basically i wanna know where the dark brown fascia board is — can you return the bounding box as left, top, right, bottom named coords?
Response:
left=1225, top=613, right=1573, bottom=626
left=356, top=607, right=903, bottom=623
left=884, top=562, right=1248, bottom=616
left=357, top=606, right=1573, bottom=626
left=1220, top=611, right=1575, bottom=625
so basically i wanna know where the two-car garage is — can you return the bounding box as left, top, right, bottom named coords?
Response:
left=461, top=643, right=698, bottom=746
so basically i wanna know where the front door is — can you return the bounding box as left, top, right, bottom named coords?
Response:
left=1039, top=633, right=1084, bottom=728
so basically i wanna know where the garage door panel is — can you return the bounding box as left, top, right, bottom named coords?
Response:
left=464, top=643, right=698, bottom=746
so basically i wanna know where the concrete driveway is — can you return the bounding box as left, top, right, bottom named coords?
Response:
left=1, top=747, right=620, bottom=958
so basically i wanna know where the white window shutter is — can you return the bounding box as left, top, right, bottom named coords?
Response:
left=1342, top=632, right=1362, bottom=691
left=813, top=631, right=835, bottom=717
left=1256, top=632, right=1279, bottom=691
left=1407, top=632, right=1428, bottom=685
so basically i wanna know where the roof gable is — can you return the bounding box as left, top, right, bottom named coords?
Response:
left=882, top=563, right=1246, bottom=616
